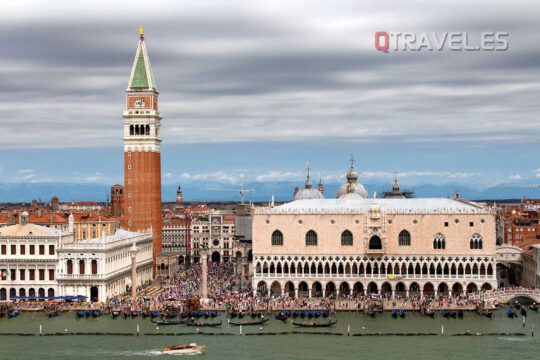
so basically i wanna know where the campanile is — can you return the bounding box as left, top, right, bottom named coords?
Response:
left=123, top=26, right=162, bottom=275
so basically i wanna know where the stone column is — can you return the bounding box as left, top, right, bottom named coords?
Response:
left=129, top=243, right=139, bottom=299
left=200, top=248, right=208, bottom=300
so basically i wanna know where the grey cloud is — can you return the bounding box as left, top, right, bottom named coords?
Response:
left=1, top=0, right=539, bottom=149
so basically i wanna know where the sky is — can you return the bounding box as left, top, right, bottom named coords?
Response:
left=0, top=0, right=539, bottom=189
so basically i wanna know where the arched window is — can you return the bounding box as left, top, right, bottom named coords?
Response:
left=91, top=260, right=98, bottom=274
left=433, top=233, right=446, bottom=249
left=129, top=125, right=134, bottom=135
left=305, top=230, right=318, bottom=246
left=398, top=230, right=411, bottom=246
left=470, top=233, right=483, bottom=249
left=271, top=230, right=283, bottom=246
left=368, top=236, right=382, bottom=250
left=145, top=124, right=150, bottom=135
left=341, top=230, right=353, bottom=246
left=135, top=125, right=139, bottom=135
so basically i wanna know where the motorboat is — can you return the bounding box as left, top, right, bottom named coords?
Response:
left=162, top=343, right=206, bottom=355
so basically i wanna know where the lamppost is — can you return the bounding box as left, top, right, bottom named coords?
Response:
left=129, top=243, right=139, bottom=299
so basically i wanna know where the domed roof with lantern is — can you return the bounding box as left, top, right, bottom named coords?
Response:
left=336, top=155, right=368, bottom=199
left=293, top=163, right=325, bottom=201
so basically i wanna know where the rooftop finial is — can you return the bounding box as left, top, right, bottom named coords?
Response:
left=305, top=162, right=311, bottom=180
left=139, top=25, right=144, bottom=39
left=349, top=154, right=355, bottom=169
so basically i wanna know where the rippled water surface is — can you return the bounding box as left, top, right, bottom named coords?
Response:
left=0, top=309, right=539, bottom=359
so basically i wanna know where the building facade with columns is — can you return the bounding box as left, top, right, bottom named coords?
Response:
left=252, top=197, right=497, bottom=298
left=56, top=229, right=153, bottom=302
left=0, top=212, right=73, bottom=300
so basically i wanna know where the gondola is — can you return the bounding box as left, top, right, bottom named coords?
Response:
left=123, top=310, right=130, bottom=318
left=8, top=310, right=21, bottom=319
left=275, top=313, right=288, bottom=321
left=300, top=310, right=307, bottom=318
left=307, top=310, right=315, bottom=318
left=293, top=319, right=337, bottom=328
left=365, top=309, right=377, bottom=317
left=229, top=317, right=269, bottom=326
left=399, top=309, right=406, bottom=318
left=292, top=311, right=300, bottom=318
left=442, top=310, right=456, bottom=318
left=229, top=311, right=238, bottom=318
left=151, top=319, right=187, bottom=326
left=47, top=310, right=60, bottom=318
left=142, top=310, right=150, bottom=318
left=321, top=310, right=330, bottom=318
left=422, top=309, right=435, bottom=318
left=185, top=320, right=222, bottom=327
left=457, top=310, right=464, bottom=318
left=314, top=311, right=321, bottom=318
left=131, top=310, right=139, bottom=318
left=391, top=309, right=398, bottom=318
left=92, top=310, right=102, bottom=318
left=111, top=310, right=120, bottom=318
left=85, top=310, right=92, bottom=317
left=196, top=311, right=206, bottom=318
left=530, top=303, right=539, bottom=311
left=76, top=310, right=86, bottom=318
left=150, top=311, right=160, bottom=318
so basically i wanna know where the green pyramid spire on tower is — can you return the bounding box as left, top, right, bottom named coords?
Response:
left=128, top=26, right=157, bottom=91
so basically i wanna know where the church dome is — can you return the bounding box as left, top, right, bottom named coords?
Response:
left=336, top=156, right=368, bottom=199
left=293, top=163, right=325, bottom=201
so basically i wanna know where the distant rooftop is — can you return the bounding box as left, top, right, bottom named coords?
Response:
left=258, top=198, right=491, bottom=215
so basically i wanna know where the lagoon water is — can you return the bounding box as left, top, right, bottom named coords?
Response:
left=0, top=309, right=539, bottom=359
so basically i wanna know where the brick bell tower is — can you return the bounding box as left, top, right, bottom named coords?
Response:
left=123, top=26, right=162, bottom=276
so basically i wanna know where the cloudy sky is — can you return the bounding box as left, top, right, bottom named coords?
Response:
left=1, top=0, right=539, bottom=188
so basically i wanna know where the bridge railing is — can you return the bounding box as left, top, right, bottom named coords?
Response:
left=470, top=288, right=540, bottom=301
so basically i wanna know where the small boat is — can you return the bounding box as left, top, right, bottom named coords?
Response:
left=366, top=309, right=376, bottom=317
left=422, top=309, right=435, bottom=318
left=123, top=310, right=130, bottom=318
left=307, top=310, right=315, bottom=318
left=399, top=309, right=406, bottom=318
left=293, top=319, right=337, bottom=328
left=162, top=343, right=206, bottom=355
left=238, top=312, right=245, bottom=318
left=76, top=310, right=86, bottom=318
left=131, top=311, right=139, bottom=318
left=457, top=310, right=464, bottom=319
left=151, top=319, right=187, bottom=326
left=229, top=311, right=238, bottom=318
left=150, top=311, right=160, bottom=318
left=520, top=308, right=527, bottom=317
left=8, top=310, right=21, bottom=319
left=321, top=310, right=330, bottom=318
left=111, top=311, right=120, bottom=318
left=92, top=310, right=102, bottom=318
left=197, top=311, right=206, bottom=318
left=47, top=310, right=60, bottom=318
left=85, top=311, right=92, bottom=318
left=275, top=313, right=288, bottom=321
left=185, top=320, right=222, bottom=327
left=300, top=310, right=307, bottom=318
left=292, top=311, right=300, bottom=318
left=229, top=318, right=269, bottom=326
left=314, top=311, right=321, bottom=318
left=513, top=302, right=521, bottom=310
left=530, top=303, right=539, bottom=311
left=507, top=309, right=517, bottom=318
left=391, top=309, right=398, bottom=318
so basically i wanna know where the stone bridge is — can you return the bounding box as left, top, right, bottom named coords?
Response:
left=471, top=289, right=540, bottom=304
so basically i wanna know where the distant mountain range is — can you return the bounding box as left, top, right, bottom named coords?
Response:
left=0, top=181, right=539, bottom=204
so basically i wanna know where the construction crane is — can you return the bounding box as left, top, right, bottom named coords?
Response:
left=205, top=184, right=256, bottom=204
